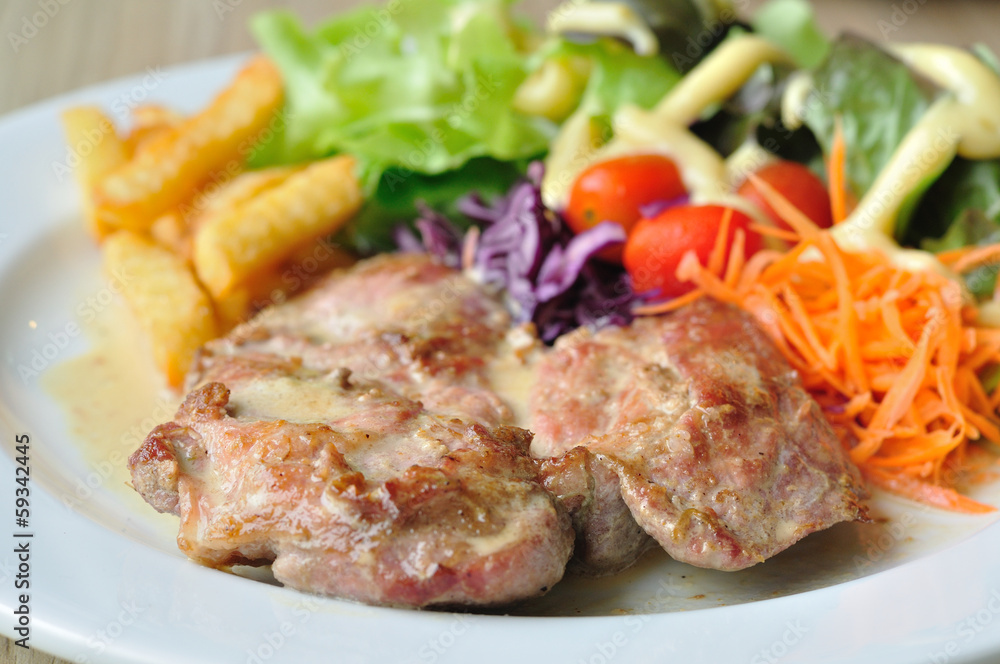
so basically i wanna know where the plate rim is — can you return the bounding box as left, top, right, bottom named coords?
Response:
left=1, top=53, right=1000, bottom=664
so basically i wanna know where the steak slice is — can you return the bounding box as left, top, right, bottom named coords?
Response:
left=129, top=354, right=573, bottom=608
left=529, top=298, right=868, bottom=571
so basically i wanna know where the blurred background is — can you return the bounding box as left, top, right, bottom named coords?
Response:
left=3, top=0, right=1000, bottom=114
left=1, top=0, right=1000, bottom=662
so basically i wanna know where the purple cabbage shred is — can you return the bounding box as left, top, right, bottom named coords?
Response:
left=393, top=203, right=464, bottom=269
left=395, top=162, right=642, bottom=342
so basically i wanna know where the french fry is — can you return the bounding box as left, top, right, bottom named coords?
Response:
left=151, top=167, right=303, bottom=261
left=130, top=104, right=184, bottom=127
left=103, top=230, right=218, bottom=387
left=183, top=165, right=302, bottom=230
left=149, top=211, right=190, bottom=258
left=59, top=106, right=129, bottom=241
left=124, top=104, right=184, bottom=154
left=212, top=265, right=285, bottom=330
left=193, top=155, right=362, bottom=298
left=213, top=286, right=255, bottom=331
left=93, top=56, right=284, bottom=232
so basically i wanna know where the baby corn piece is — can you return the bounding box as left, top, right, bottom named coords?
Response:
left=103, top=230, right=218, bottom=387
left=59, top=106, right=129, bottom=241
left=93, top=56, right=283, bottom=232
left=194, top=155, right=362, bottom=298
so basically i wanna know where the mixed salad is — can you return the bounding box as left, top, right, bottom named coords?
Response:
left=244, top=0, right=1000, bottom=511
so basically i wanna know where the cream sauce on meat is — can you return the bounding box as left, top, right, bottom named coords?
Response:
left=231, top=374, right=361, bottom=423
left=484, top=326, right=542, bottom=427
left=44, top=294, right=537, bottom=494
left=45, top=312, right=540, bottom=568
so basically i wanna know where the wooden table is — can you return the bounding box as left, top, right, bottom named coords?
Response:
left=2, top=0, right=998, bottom=661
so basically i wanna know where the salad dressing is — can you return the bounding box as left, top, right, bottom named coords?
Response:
left=547, top=1, right=659, bottom=57
left=653, top=35, right=791, bottom=127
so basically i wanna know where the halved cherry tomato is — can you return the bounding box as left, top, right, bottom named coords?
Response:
left=565, top=154, right=686, bottom=260
left=736, top=160, right=833, bottom=232
left=623, top=204, right=763, bottom=299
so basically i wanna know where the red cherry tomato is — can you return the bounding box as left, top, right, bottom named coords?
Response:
left=565, top=154, right=687, bottom=260
left=623, top=205, right=763, bottom=299
left=736, top=160, right=834, bottom=232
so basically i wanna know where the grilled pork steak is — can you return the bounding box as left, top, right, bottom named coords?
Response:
left=130, top=254, right=574, bottom=608
left=129, top=253, right=867, bottom=605
left=529, top=299, right=869, bottom=571
left=132, top=360, right=572, bottom=608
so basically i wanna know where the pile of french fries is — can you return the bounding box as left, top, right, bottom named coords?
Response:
left=61, top=56, right=362, bottom=387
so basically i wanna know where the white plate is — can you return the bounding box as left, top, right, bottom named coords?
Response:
left=3, top=55, right=1000, bottom=664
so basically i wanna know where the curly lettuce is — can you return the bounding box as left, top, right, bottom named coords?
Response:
left=251, top=0, right=555, bottom=186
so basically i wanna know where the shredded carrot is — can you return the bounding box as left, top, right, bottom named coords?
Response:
left=749, top=222, right=799, bottom=245
left=746, top=173, right=821, bottom=239
left=938, top=241, right=1000, bottom=274
left=863, top=467, right=995, bottom=514
left=829, top=117, right=850, bottom=224
left=707, top=207, right=733, bottom=276
left=637, top=179, right=1000, bottom=513
left=461, top=225, right=480, bottom=272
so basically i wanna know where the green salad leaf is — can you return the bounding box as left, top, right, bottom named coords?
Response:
left=251, top=0, right=682, bottom=251
left=910, top=158, right=1000, bottom=247
left=750, top=0, right=829, bottom=69
left=344, top=157, right=526, bottom=253
left=922, top=207, right=1000, bottom=299
left=802, top=35, right=942, bottom=200
left=620, top=0, right=736, bottom=73
left=251, top=0, right=555, bottom=186
left=545, top=37, right=681, bottom=124
left=902, top=46, right=1000, bottom=259
left=690, top=0, right=829, bottom=169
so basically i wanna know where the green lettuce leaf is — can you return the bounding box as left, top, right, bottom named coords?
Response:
left=922, top=207, right=1000, bottom=299
left=545, top=38, right=681, bottom=119
left=750, top=0, right=830, bottom=69
left=345, top=157, right=526, bottom=253
left=903, top=48, right=1000, bottom=255
left=911, top=158, right=1000, bottom=247
left=344, top=37, right=679, bottom=252
left=620, top=0, right=735, bottom=73
left=251, top=1, right=682, bottom=251
left=802, top=35, right=942, bottom=200
left=251, top=1, right=555, bottom=187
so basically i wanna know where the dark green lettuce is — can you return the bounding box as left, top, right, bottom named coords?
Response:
left=802, top=35, right=942, bottom=201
